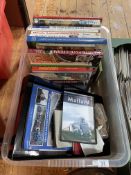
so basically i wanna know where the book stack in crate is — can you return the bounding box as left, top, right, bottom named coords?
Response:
left=27, top=16, right=106, bottom=91
left=11, top=17, right=110, bottom=160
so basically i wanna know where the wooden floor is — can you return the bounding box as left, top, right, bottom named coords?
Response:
left=34, top=0, right=131, bottom=38
left=0, top=0, right=131, bottom=174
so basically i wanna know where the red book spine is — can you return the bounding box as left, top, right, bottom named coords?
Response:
left=32, top=66, right=96, bottom=72
left=33, top=16, right=102, bottom=21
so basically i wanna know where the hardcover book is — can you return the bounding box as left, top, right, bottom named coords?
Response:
left=28, top=42, right=97, bottom=49
left=12, top=76, right=72, bottom=160
left=28, top=25, right=100, bottom=33
left=30, top=72, right=93, bottom=82
left=27, top=26, right=101, bottom=38
left=23, top=83, right=71, bottom=151
left=31, top=66, right=96, bottom=73
left=33, top=16, right=102, bottom=27
left=27, top=36, right=107, bottom=45
left=28, top=49, right=103, bottom=68
left=61, top=91, right=96, bottom=144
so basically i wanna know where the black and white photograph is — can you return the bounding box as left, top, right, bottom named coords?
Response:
left=36, top=88, right=48, bottom=106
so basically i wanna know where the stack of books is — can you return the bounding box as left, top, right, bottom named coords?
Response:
left=27, top=16, right=106, bottom=90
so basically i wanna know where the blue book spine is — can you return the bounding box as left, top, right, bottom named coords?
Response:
left=24, top=84, right=39, bottom=150
left=24, top=84, right=71, bottom=151
left=24, top=84, right=52, bottom=150
left=27, top=36, right=107, bottom=45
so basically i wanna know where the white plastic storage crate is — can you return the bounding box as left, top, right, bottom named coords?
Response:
left=1, top=26, right=130, bottom=167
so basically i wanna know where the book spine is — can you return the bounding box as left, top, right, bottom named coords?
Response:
left=35, top=43, right=96, bottom=49
left=27, top=36, right=107, bottom=45
left=30, top=64, right=95, bottom=68
left=27, top=42, right=96, bottom=49
left=33, top=17, right=102, bottom=27
left=28, top=26, right=100, bottom=32
left=28, top=48, right=103, bottom=56
left=23, top=85, right=40, bottom=150
left=31, top=66, right=96, bottom=72
left=28, top=31, right=101, bottom=38
left=28, top=50, right=102, bottom=67
left=30, top=72, right=92, bottom=81
left=33, top=16, right=102, bottom=20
